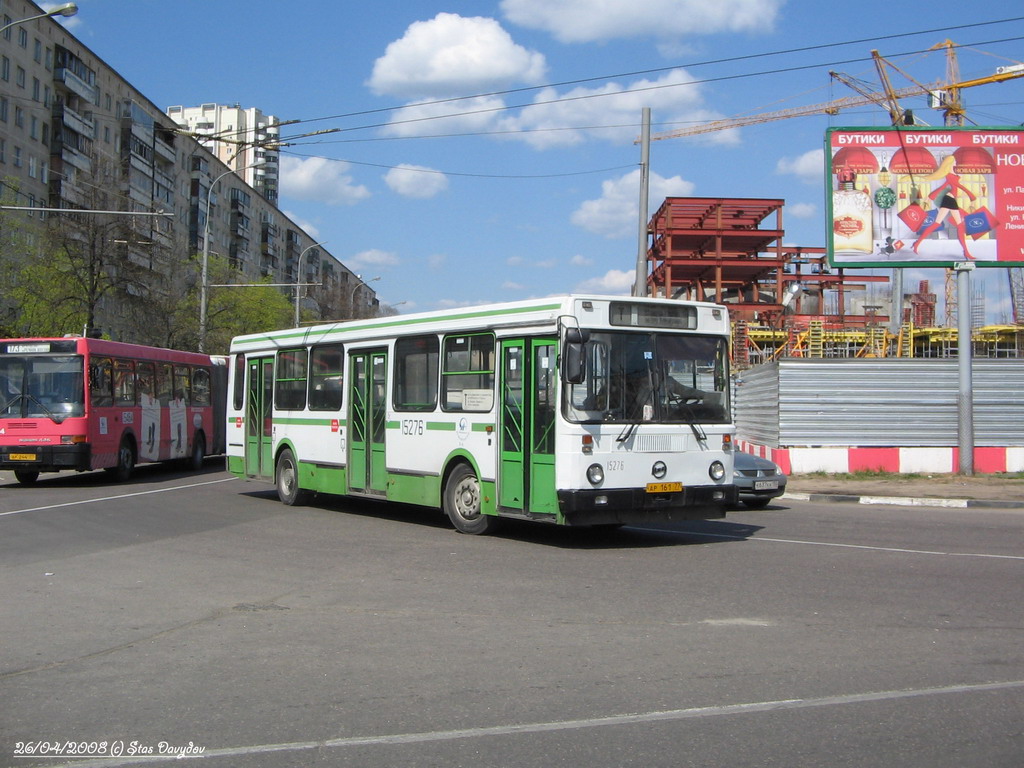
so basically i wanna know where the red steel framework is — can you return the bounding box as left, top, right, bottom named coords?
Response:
left=645, top=196, right=888, bottom=327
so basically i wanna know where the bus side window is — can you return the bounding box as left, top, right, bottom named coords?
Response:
left=309, top=343, right=344, bottom=411
left=89, top=357, right=113, bottom=408
left=275, top=348, right=308, bottom=411
left=394, top=336, right=438, bottom=412
left=192, top=368, right=211, bottom=406
left=232, top=354, right=245, bottom=411
left=157, top=363, right=172, bottom=406
left=136, top=362, right=156, bottom=406
left=173, top=365, right=191, bottom=406
left=114, top=359, right=135, bottom=406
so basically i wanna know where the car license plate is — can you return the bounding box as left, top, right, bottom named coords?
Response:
left=10, top=453, right=38, bottom=461
left=754, top=480, right=779, bottom=491
left=646, top=482, right=682, bottom=493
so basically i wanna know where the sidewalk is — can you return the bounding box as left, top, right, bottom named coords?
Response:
left=784, top=473, right=1024, bottom=510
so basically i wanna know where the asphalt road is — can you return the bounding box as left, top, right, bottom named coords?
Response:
left=2, top=463, right=1023, bottom=768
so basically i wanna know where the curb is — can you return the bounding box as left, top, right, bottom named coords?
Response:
left=783, top=491, right=1024, bottom=511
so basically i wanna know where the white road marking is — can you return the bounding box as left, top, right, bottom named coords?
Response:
left=47, top=679, right=1024, bottom=767
left=0, top=477, right=236, bottom=518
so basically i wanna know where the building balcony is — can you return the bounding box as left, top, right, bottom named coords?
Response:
left=55, top=144, right=92, bottom=174
left=54, top=67, right=99, bottom=104
left=53, top=103, right=95, bottom=141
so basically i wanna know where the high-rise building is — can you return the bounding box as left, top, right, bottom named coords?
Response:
left=0, top=1, right=371, bottom=344
left=166, top=103, right=280, bottom=204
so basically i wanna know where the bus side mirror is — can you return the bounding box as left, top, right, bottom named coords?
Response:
left=562, top=328, right=589, bottom=385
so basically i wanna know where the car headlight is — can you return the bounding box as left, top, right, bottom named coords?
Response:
left=586, top=463, right=604, bottom=485
left=709, top=461, right=726, bottom=481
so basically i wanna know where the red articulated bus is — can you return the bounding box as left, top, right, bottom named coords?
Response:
left=0, top=337, right=226, bottom=485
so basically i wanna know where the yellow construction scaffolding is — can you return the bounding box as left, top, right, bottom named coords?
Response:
left=733, top=323, right=1024, bottom=368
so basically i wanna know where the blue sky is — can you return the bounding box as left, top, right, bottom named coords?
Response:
left=58, top=1, right=1024, bottom=321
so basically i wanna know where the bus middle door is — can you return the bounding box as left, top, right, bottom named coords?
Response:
left=498, top=339, right=557, bottom=516
left=347, top=349, right=388, bottom=495
left=244, top=356, right=274, bottom=480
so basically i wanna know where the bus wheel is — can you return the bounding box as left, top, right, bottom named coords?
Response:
left=444, top=463, right=498, bottom=535
left=14, top=470, right=39, bottom=485
left=187, top=433, right=206, bottom=471
left=276, top=448, right=308, bottom=506
left=106, top=438, right=135, bottom=482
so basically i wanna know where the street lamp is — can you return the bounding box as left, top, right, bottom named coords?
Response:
left=0, top=3, right=77, bottom=34
left=294, top=240, right=327, bottom=327
left=199, top=162, right=263, bottom=352
left=350, top=275, right=380, bottom=317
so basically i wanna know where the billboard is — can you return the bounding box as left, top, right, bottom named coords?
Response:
left=825, top=127, right=1024, bottom=268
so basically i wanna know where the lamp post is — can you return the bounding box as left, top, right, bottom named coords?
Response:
left=294, top=240, right=327, bottom=327
left=350, top=275, right=380, bottom=317
left=0, top=2, right=76, bottom=34
left=199, top=162, right=262, bottom=352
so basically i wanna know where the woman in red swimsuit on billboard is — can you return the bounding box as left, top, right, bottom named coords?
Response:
left=912, top=154, right=977, bottom=259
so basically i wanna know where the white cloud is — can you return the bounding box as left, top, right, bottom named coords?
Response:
left=281, top=210, right=319, bottom=239
left=349, top=249, right=400, bottom=269
left=571, top=169, right=696, bottom=239
left=498, top=69, right=709, bottom=149
left=428, top=254, right=447, bottom=269
left=777, top=149, right=824, bottom=185
left=501, top=0, right=783, bottom=44
left=280, top=156, right=370, bottom=206
left=381, top=94, right=509, bottom=138
left=503, top=280, right=526, bottom=290
left=787, top=202, right=817, bottom=219
left=570, top=254, right=594, bottom=267
left=384, top=164, right=449, bottom=198
left=368, top=13, right=546, bottom=99
left=574, top=269, right=635, bottom=294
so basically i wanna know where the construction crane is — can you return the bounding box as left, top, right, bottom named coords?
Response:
left=647, top=41, right=1024, bottom=140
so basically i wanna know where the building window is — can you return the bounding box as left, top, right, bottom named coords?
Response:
left=28, top=155, right=37, bottom=179
left=18, top=28, right=27, bottom=48
left=1, top=56, right=8, bottom=82
left=0, top=97, right=7, bottom=123
left=14, top=106, right=23, bottom=128
left=0, top=139, right=6, bottom=164
left=15, top=65, right=24, bottom=88
left=32, top=77, right=39, bottom=101
left=13, top=146, right=21, bottom=167
left=29, top=116, right=37, bottom=140
left=33, top=39, right=41, bottom=63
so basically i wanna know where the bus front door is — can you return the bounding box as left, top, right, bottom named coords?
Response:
left=245, top=356, right=274, bottom=480
left=499, top=339, right=557, bottom=515
left=348, top=349, right=388, bottom=495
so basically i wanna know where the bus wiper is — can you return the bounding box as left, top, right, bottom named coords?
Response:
left=678, top=403, right=707, bottom=443
left=0, top=393, right=23, bottom=416
left=616, top=420, right=640, bottom=443
left=25, top=393, right=66, bottom=424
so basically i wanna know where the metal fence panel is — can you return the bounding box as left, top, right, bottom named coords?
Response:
left=735, top=358, right=1024, bottom=447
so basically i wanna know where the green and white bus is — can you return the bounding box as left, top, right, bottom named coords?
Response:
left=226, top=295, right=737, bottom=534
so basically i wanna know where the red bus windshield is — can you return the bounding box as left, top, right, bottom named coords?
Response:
left=0, top=353, right=85, bottom=421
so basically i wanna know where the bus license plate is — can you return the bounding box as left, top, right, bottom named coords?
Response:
left=754, top=480, right=779, bottom=490
left=646, top=482, right=682, bottom=493
left=10, top=453, right=38, bottom=461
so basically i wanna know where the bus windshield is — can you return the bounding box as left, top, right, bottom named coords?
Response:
left=566, top=332, right=729, bottom=425
left=0, top=355, right=85, bottom=420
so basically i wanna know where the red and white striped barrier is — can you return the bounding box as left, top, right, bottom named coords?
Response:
left=736, top=441, right=1024, bottom=476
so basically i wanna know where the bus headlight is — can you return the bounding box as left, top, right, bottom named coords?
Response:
left=586, top=463, right=604, bottom=486
left=709, top=461, right=726, bottom=481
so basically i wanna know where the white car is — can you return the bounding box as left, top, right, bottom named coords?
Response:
left=733, top=451, right=787, bottom=508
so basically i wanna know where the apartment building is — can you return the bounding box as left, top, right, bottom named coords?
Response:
left=167, top=103, right=281, bottom=204
left=0, top=0, right=373, bottom=343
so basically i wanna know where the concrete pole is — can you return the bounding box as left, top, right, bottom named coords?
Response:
left=956, top=262, right=975, bottom=475
left=633, top=107, right=651, bottom=297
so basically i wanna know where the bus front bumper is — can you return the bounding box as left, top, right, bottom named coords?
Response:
left=558, top=484, right=736, bottom=526
left=0, top=444, right=91, bottom=473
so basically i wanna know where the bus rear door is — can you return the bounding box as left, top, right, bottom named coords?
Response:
left=245, top=356, right=274, bottom=480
